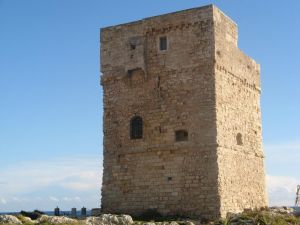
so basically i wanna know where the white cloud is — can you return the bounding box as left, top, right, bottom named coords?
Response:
left=61, top=182, right=96, bottom=191
left=0, top=155, right=102, bottom=211
left=0, top=155, right=102, bottom=195
left=267, top=175, right=298, bottom=194
left=49, top=197, right=59, bottom=202
left=0, top=198, right=7, bottom=204
left=264, top=140, right=300, bottom=206
left=12, top=197, right=20, bottom=201
left=62, top=196, right=81, bottom=202
left=267, top=175, right=299, bottom=206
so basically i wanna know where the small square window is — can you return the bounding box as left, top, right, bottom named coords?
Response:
left=175, top=130, right=188, bottom=142
left=159, top=36, right=167, bottom=51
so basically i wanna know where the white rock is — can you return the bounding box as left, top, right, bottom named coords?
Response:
left=22, top=216, right=36, bottom=224
left=270, top=206, right=295, bottom=215
left=37, top=215, right=76, bottom=224
left=141, top=223, right=156, bottom=225
left=0, top=215, right=22, bottom=224
left=37, top=215, right=50, bottom=223
left=184, top=221, right=195, bottom=225
left=86, top=214, right=133, bottom=225
left=169, top=222, right=179, bottom=225
left=118, top=215, right=133, bottom=225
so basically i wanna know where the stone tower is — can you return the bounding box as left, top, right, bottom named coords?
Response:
left=100, top=5, right=268, bottom=219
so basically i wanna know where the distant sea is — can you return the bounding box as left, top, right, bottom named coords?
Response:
left=292, top=206, right=300, bottom=213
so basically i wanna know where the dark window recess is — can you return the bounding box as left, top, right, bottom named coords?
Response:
left=236, top=133, right=243, bottom=145
left=130, top=43, right=136, bottom=50
left=175, top=130, right=188, bottom=142
left=159, top=36, right=167, bottom=51
left=167, top=177, right=172, bottom=181
left=130, top=116, right=143, bottom=139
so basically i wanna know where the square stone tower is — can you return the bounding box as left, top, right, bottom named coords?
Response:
left=100, top=5, right=268, bottom=219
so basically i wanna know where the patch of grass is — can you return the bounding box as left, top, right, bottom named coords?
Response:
left=214, top=209, right=300, bottom=225
left=15, top=215, right=34, bottom=225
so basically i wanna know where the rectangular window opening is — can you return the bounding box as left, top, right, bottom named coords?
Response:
left=159, top=36, right=167, bottom=51
left=130, top=43, right=136, bottom=50
left=175, top=130, right=188, bottom=142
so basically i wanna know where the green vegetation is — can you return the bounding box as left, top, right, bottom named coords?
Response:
left=133, top=209, right=191, bottom=222
left=132, top=208, right=300, bottom=225
left=214, top=209, right=300, bottom=225
left=16, top=215, right=34, bottom=225
left=20, top=210, right=44, bottom=220
left=9, top=214, right=84, bottom=225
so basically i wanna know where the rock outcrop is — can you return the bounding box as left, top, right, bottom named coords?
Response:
left=0, top=215, right=22, bottom=224
left=37, top=215, right=77, bottom=224
left=269, top=206, right=295, bottom=215
left=86, top=214, right=133, bottom=225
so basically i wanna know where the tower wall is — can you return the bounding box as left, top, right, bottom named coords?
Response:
left=213, top=7, right=268, bottom=216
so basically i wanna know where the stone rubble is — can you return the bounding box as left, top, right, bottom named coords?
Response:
left=85, top=214, right=133, bottom=225
left=0, top=215, right=22, bottom=224
left=37, top=215, right=77, bottom=224
left=269, top=206, right=295, bottom=215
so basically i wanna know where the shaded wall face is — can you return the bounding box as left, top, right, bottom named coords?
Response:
left=213, top=7, right=268, bottom=216
left=101, top=6, right=221, bottom=219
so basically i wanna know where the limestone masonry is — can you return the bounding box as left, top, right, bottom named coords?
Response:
left=100, top=5, right=268, bottom=219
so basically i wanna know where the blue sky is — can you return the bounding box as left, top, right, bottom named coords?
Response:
left=0, top=0, right=299, bottom=212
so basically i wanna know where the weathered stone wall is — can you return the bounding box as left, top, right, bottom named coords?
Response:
left=213, top=6, right=268, bottom=217
left=100, top=4, right=267, bottom=219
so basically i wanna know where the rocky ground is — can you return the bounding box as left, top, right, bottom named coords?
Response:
left=1, top=207, right=299, bottom=225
